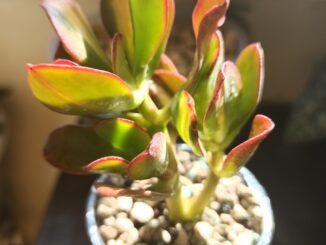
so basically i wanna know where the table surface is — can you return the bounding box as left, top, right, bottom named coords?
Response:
left=37, top=105, right=326, bottom=245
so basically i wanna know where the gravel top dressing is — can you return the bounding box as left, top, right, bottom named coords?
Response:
left=96, top=150, right=263, bottom=245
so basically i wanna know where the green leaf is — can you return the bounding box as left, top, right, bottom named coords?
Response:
left=130, top=0, right=170, bottom=72
left=128, top=133, right=168, bottom=180
left=172, top=91, right=204, bottom=156
left=158, top=54, right=179, bottom=73
left=192, top=0, right=229, bottom=37
left=96, top=184, right=172, bottom=198
left=27, top=61, right=146, bottom=115
left=215, top=115, right=274, bottom=177
left=84, top=156, right=129, bottom=174
left=196, top=2, right=228, bottom=60
left=44, top=125, right=111, bottom=174
left=111, top=34, right=133, bottom=83
left=42, top=0, right=111, bottom=70
left=153, top=69, right=186, bottom=94
left=101, top=0, right=134, bottom=64
left=187, top=31, right=224, bottom=122
left=202, top=61, right=242, bottom=150
left=236, top=43, right=265, bottom=123
left=94, top=118, right=151, bottom=161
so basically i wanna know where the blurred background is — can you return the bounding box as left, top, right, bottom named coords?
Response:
left=0, top=0, right=325, bottom=244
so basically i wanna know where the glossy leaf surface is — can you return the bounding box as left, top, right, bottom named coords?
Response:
left=192, top=0, right=229, bottom=37
left=187, top=31, right=224, bottom=122
left=42, top=0, right=110, bottom=70
left=172, top=91, right=204, bottom=156
left=27, top=61, right=144, bottom=115
left=215, top=115, right=274, bottom=177
left=128, top=133, right=168, bottom=180
left=130, top=0, right=169, bottom=71
left=94, top=118, right=151, bottom=160
left=111, top=34, right=133, bottom=83
left=101, top=0, right=134, bottom=64
left=236, top=43, right=264, bottom=124
left=203, top=61, right=242, bottom=149
left=84, top=156, right=129, bottom=174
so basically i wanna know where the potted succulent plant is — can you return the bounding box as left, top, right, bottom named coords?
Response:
left=27, top=0, right=275, bottom=244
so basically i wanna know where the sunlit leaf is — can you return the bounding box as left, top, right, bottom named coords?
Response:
left=214, top=115, right=274, bottom=177
left=202, top=61, right=242, bottom=150
left=94, top=118, right=151, bottom=160
left=27, top=61, right=145, bottom=115
left=192, top=0, right=229, bottom=37
left=128, top=133, right=168, bottom=180
left=84, top=156, right=129, bottom=174
left=111, top=33, right=133, bottom=83
left=130, top=0, right=170, bottom=72
left=236, top=43, right=265, bottom=123
left=172, top=91, right=204, bottom=155
left=42, top=0, right=111, bottom=70
left=101, top=0, right=134, bottom=64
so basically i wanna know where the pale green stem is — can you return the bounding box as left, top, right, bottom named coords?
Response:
left=183, top=151, right=224, bottom=220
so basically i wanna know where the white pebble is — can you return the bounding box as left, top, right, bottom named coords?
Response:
left=194, top=221, right=213, bottom=240
left=232, top=204, right=250, bottom=221
left=131, top=202, right=154, bottom=223
left=161, top=230, right=172, bottom=243
left=104, top=217, right=116, bottom=226
left=99, top=225, right=118, bottom=241
left=117, top=196, right=133, bottom=212
left=233, top=230, right=257, bottom=245
left=99, top=197, right=119, bottom=209
left=97, top=204, right=117, bottom=218
left=115, top=217, right=134, bottom=233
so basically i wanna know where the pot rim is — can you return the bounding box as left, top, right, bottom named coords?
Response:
left=85, top=145, right=274, bottom=245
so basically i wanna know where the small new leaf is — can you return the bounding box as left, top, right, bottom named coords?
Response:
left=128, top=133, right=168, bottom=180
left=172, top=91, right=204, bottom=156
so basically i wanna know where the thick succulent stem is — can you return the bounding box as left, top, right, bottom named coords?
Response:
left=182, top=151, right=224, bottom=220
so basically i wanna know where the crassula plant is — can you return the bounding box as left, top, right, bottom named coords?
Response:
left=27, top=0, right=274, bottom=222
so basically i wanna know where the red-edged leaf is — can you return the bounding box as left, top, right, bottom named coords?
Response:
left=84, top=156, right=129, bottom=174
left=203, top=61, right=243, bottom=150
left=101, top=0, right=134, bottom=64
left=94, top=118, right=151, bottom=161
left=130, top=0, right=170, bottom=71
left=158, top=54, right=179, bottom=73
left=187, top=31, right=224, bottom=122
left=111, top=33, right=133, bottom=83
left=96, top=184, right=172, bottom=198
left=147, top=0, right=175, bottom=75
left=42, top=0, right=111, bottom=70
left=197, top=2, right=228, bottom=60
left=27, top=61, right=145, bottom=115
left=53, top=59, right=79, bottom=66
left=44, top=125, right=111, bottom=174
left=154, top=69, right=186, bottom=94
left=128, top=133, right=168, bottom=180
left=236, top=43, right=265, bottom=121
left=215, top=115, right=274, bottom=177
left=192, top=0, right=229, bottom=38
left=172, top=91, right=204, bottom=156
